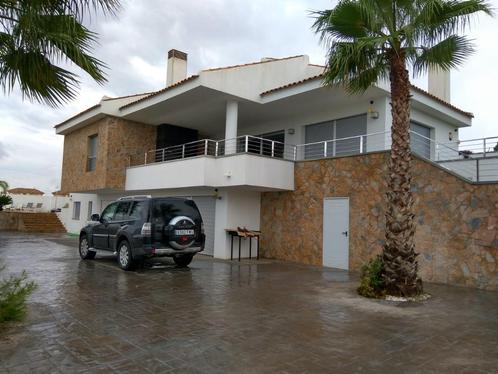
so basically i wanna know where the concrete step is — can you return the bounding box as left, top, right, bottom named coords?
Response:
left=19, top=213, right=66, bottom=233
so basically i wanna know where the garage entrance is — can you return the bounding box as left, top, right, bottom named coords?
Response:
left=191, top=196, right=216, bottom=256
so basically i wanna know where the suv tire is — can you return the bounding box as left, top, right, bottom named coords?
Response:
left=173, top=254, right=193, bottom=267
left=79, top=234, right=96, bottom=260
left=117, top=240, right=135, bottom=271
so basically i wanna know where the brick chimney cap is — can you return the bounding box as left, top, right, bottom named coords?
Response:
left=168, top=49, right=187, bottom=61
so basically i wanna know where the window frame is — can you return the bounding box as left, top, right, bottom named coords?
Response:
left=72, top=201, right=81, bottom=220
left=87, top=134, right=98, bottom=172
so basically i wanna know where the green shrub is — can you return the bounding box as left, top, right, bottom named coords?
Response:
left=0, top=264, right=37, bottom=324
left=357, top=255, right=385, bottom=298
left=0, top=194, right=12, bottom=210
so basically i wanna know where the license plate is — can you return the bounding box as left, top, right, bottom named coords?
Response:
left=175, top=229, right=194, bottom=236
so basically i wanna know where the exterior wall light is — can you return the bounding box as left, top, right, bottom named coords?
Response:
left=368, top=100, right=379, bottom=119
left=287, top=128, right=295, bottom=135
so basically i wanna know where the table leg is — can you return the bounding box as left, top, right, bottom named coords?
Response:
left=230, top=235, right=233, bottom=261
left=249, top=237, right=252, bottom=259
left=257, top=237, right=259, bottom=260
left=238, top=236, right=241, bottom=262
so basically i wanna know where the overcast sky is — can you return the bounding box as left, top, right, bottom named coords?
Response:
left=0, top=0, right=496, bottom=193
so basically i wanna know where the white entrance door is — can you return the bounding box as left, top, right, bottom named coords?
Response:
left=323, top=198, right=350, bottom=270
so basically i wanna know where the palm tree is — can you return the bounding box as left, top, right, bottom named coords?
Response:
left=0, top=0, right=120, bottom=106
left=313, top=0, right=492, bottom=297
left=0, top=180, right=8, bottom=194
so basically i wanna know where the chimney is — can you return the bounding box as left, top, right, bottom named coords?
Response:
left=428, top=67, right=451, bottom=102
left=167, top=49, right=187, bottom=86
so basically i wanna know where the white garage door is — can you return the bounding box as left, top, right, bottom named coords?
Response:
left=191, top=196, right=216, bottom=256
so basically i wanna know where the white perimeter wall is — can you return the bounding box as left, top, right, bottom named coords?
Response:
left=8, top=194, right=70, bottom=212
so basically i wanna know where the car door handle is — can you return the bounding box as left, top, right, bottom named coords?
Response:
left=342, top=231, right=348, bottom=237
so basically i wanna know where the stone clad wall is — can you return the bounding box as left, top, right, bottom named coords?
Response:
left=260, top=152, right=498, bottom=290
left=60, top=116, right=156, bottom=193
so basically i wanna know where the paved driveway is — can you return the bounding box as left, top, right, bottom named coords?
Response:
left=0, top=232, right=497, bottom=373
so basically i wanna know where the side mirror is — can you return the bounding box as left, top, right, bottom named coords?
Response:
left=90, top=213, right=100, bottom=221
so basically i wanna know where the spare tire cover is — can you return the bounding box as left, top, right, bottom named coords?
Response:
left=167, top=216, right=196, bottom=250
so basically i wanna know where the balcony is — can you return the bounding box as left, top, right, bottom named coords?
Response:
left=125, top=136, right=295, bottom=191
left=125, top=132, right=498, bottom=192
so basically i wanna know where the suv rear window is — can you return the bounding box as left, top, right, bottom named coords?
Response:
left=152, top=199, right=201, bottom=225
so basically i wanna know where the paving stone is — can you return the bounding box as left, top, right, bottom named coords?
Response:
left=0, top=232, right=497, bottom=373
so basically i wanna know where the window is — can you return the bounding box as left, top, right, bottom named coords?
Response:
left=410, top=122, right=432, bottom=159
left=129, top=201, right=147, bottom=220
left=87, top=201, right=93, bottom=220
left=72, top=202, right=81, bottom=220
left=304, top=114, right=367, bottom=159
left=87, top=134, right=98, bottom=171
left=114, top=202, right=131, bottom=221
left=101, top=202, right=118, bottom=222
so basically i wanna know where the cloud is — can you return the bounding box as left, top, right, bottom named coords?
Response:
left=0, top=142, right=8, bottom=160
left=0, top=0, right=496, bottom=192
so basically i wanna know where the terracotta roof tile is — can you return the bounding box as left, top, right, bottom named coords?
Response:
left=201, top=55, right=305, bottom=72
left=52, top=190, right=69, bottom=196
left=260, top=74, right=325, bottom=96
left=261, top=74, right=473, bottom=118
left=101, top=91, right=156, bottom=101
left=119, top=75, right=200, bottom=110
left=8, top=188, right=44, bottom=195
left=54, top=104, right=101, bottom=128
left=410, top=85, right=473, bottom=118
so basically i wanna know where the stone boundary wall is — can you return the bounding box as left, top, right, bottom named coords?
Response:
left=260, top=152, right=498, bottom=290
left=0, top=212, right=25, bottom=231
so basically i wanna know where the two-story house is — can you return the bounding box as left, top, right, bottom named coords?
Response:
left=55, top=50, right=498, bottom=290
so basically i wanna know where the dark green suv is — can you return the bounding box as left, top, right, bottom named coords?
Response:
left=79, top=196, right=205, bottom=270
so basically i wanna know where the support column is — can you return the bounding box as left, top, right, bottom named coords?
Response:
left=225, top=100, right=238, bottom=154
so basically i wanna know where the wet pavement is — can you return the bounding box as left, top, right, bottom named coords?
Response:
left=0, top=232, right=497, bottom=373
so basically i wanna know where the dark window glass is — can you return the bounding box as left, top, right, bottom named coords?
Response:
left=129, top=201, right=147, bottom=220
left=114, top=202, right=131, bottom=221
left=410, top=122, right=431, bottom=158
left=101, top=202, right=118, bottom=221
left=87, top=134, right=98, bottom=171
left=72, top=202, right=81, bottom=220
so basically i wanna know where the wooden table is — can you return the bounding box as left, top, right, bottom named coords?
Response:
left=225, top=229, right=261, bottom=261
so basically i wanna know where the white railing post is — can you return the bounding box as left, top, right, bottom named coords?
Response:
left=144, top=152, right=147, bottom=165
left=324, top=141, right=327, bottom=157
left=293, top=145, right=297, bottom=161
left=245, top=136, right=249, bottom=153
left=182, top=144, right=185, bottom=158
left=271, top=141, right=275, bottom=157
left=215, top=141, right=219, bottom=157
left=483, top=138, right=487, bottom=157
left=260, top=139, right=263, bottom=155
left=359, top=135, right=364, bottom=154
left=204, top=139, right=208, bottom=156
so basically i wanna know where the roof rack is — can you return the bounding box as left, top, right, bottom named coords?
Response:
left=117, top=195, right=151, bottom=201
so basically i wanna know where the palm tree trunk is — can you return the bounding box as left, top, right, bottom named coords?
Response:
left=383, top=51, right=423, bottom=297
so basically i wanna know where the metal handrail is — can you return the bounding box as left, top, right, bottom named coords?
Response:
left=135, top=131, right=498, bottom=182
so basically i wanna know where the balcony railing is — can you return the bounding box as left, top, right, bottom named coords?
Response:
left=130, top=131, right=498, bottom=183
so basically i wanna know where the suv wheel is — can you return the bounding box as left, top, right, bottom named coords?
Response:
left=79, top=235, right=96, bottom=260
left=117, top=240, right=135, bottom=271
left=173, top=254, right=193, bottom=267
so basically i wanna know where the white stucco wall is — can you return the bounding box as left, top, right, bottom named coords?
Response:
left=213, top=189, right=261, bottom=259
left=8, top=194, right=69, bottom=212
left=125, top=154, right=295, bottom=192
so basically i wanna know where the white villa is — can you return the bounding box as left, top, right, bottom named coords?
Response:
left=55, top=50, right=498, bottom=271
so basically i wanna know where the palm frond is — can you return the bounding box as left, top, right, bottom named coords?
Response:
left=413, top=35, right=474, bottom=75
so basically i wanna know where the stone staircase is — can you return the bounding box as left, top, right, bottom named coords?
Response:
left=19, top=212, right=67, bottom=233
